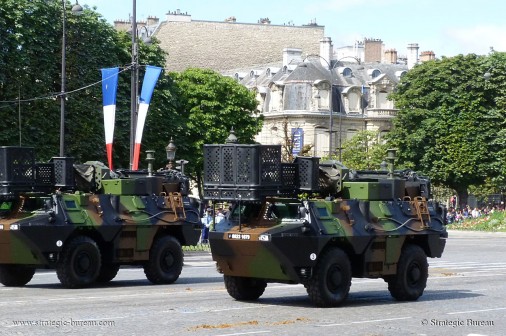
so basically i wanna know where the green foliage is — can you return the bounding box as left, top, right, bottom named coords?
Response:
left=169, top=68, right=263, bottom=195
left=0, top=0, right=131, bottom=163
left=388, top=52, right=506, bottom=204
left=340, top=130, right=388, bottom=170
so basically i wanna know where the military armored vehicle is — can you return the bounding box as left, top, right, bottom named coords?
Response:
left=204, top=143, right=447, bottom=307
left=0, top=146, right=201, bottom=288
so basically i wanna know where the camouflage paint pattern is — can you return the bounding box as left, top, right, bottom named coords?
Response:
left=210, top=196, right=446, bottom=283
left=0, top=163, right=201, bottom=269
left=204, top=144, right=447, bottom=296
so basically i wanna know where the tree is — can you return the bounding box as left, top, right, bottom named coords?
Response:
left=0, top=0, right=174, bottom=169
left=0, top=0, right=125, bottom=162
left=168, top=68, right=263, bottom=196
left=340, top=130, right=388, bottom=170
left=388, top=53, right=506, bottom=205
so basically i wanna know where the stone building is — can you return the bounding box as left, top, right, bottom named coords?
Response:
left=114, top=12, right=432, bottom=158
left=147, top=10, right=325, bottom=72
left=231, top=38, right=411, bottom=158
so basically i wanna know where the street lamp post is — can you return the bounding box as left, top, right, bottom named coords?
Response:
left=130, top=0, right=138, bottom=169
left=165, top=138, right=177, bottom=170
left=60, top=0, right=83, bottom=157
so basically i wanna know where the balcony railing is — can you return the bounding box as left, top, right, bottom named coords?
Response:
left=365, top=108, right=398, bottom=117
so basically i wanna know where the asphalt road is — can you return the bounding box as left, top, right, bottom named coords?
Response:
left=1, top=230, right=506, bottom=336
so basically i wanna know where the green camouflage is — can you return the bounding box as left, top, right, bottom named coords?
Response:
left=0, top=146, right=201, bottom=288
left=204, top=144, right=447, bottom=307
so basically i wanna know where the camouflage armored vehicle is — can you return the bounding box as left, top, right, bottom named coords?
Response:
left=0, top=146, right=201, bottom=288
left=204, top=143, right=447, bottom=307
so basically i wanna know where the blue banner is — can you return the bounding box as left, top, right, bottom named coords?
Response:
left=101, top=67, right=119, bottom=106
left=292, top=128, right=304, bottom=155
left=139, top=65, right=162, bottom=105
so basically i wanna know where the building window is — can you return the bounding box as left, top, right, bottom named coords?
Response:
left=338, top=67, right=352, bottom=78
left=367, top=69, right=381, bottom=79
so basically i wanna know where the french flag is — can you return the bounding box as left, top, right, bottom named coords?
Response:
left=101, top=67, right=119, bottom=169
left=132, top=65, right=162, bottom=170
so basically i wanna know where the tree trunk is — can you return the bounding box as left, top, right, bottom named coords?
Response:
left=196, top=172, right=203, bottom=200
left=455, top=187, right=469, bottom=209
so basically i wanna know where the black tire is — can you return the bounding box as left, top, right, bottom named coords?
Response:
left=306, top=248, right=352, bottom=307
left=0, top=265, right=35, bottom=286
left=96, top=264, right=120, bottom=283
left=144, top=235, right=183, bottom=284
left=387, top=244, right=428, bottom=301
left=56, top=236, right=101, bottom=289
left=224, top=275, right=267, bottom=301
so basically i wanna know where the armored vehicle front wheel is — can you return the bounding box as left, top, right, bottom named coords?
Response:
left=96, top=264, right=120, bottom=283
left=224, top=275, right=267, bottom=301
left=386, top=244, right=428, bottom=301
left=0, top=265, right=36, bottom=286
left=56, top=236, right=102, bottom=289
left=307, top=248, right=352, bottom=307
left=144, top=235, right=183, bottom=284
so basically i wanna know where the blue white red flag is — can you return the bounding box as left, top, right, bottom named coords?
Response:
left=133, top=65, right=162, bottom=170
left=101, top=67, right=119, bottom=169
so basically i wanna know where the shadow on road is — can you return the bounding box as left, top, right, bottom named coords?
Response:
left=239, top=288, right=483, bottom=308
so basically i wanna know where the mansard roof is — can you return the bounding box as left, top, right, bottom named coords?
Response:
left=222, top=58, right=408, bottom=90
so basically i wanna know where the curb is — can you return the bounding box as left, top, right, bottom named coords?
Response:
left=447, top=230, right=506, bottom=237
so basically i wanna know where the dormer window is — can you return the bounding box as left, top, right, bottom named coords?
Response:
left=367, top=68, right=381, bottom=78
left=395, top=70, right=407, bottom=80
left=250, top=69, right=262, bottom=78
left=338, top=67, right=352, bottom=77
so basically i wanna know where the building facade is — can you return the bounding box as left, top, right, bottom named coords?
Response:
left=146, top=10, right=325, bottom=72
left=232, top=40, right=409, bottom=158
left=114, top=12, right=435, bottom=158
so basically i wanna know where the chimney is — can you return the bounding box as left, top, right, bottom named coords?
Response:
left=420, top=50, right=436, bottom=62
left=147, top=16, right=159, bottom=26
left=384, top=49, right=398, bottom=64
left=319, top=37, right=333, bottom=68
left=364, top=38, right=383, bottom=63
left=407, top=43, right=419, bottom=69
left=282, top=48, right=303, bottom=67
left=166, top=9, right=191, bottom=22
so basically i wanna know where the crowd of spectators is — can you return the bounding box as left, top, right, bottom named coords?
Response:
left=446, top=202, right=505, bottom=224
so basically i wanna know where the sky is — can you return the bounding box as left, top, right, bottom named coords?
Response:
left=82, top=0, right=506, bottom=58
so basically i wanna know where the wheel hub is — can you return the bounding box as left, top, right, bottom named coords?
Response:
left=408, top=263, right=421, bottom=284
left=328, top=266, right=343, bottom=289
left=76, top=252, right=91, bottom=273
left=162, top=252, right=174, bottom=269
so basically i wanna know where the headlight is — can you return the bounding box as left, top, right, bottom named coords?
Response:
left=10, top=224, right=19, bottom=230
left=0, top=224, right=3, bottom=230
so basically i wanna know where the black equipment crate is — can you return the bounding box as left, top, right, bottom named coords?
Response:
left=0, top=146, right=35, bottom=185
left=280, top=163, right=298, bottom=189
left=204, top=144, right=282, bottom=188
left=50, top=157, right=75, bottom=189
left=295, top=156, right=320, bottom=191
left=35, top=163, right=55, bottom=188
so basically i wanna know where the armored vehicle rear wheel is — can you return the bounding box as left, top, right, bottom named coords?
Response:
left=386, top=244, right=428, bottom=301
left=307, top=248, right=351, bottom=307
left=96, top=264, right=120, bottom=283
left=56, top=236, right=102, bottom=289
left=0, top=265, right=36, bottom=286
left=144, top=235, right=183, bottom=284
left=224, top=275, right=267, bottom=301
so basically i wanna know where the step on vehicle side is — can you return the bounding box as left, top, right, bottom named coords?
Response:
left=0, top=146, right=201, bottom=288
left=204, top=143, right=447, bottom=307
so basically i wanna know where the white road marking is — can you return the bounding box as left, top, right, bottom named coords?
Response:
left=316, top=316, right=412, bottom=327
left=447, top=307, right=506, bottom=315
